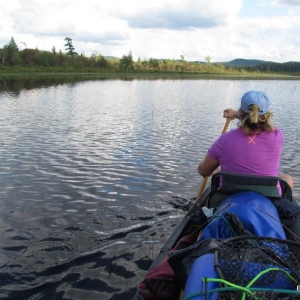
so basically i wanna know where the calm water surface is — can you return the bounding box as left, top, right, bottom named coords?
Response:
left=0, top=77, right=299, bottom=299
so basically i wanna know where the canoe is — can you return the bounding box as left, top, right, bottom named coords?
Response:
left=133, top=172, right=300, bottom=300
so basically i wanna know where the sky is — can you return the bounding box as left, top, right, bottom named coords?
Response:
left=0, top=0, right=300, bottom=63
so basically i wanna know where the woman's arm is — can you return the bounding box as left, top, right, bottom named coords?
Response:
left=198, top=154, right=219, bottom=177
left=198, top=108, right=235, bottom=178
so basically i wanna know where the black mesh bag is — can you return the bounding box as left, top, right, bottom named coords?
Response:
left=192, top=236, right=300, bottom=300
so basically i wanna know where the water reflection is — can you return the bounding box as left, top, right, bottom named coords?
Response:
left=2, top=74, right=299, bottom=94
left=0, top=77, right=299, bottom=299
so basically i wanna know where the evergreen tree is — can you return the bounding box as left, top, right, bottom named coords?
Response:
left=64, top=37, right=78, bottom=57
left=3, top=37, right=22, bottom=66
left=9, top=37, right=19, bottom=51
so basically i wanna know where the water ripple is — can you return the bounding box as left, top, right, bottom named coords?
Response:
left=0, top=79, right=299, bottom=299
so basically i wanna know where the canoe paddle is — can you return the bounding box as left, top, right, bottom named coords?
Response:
left=196, top=117, right=233, bottom=200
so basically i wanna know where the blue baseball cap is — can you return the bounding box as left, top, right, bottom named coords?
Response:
left=241, top=91, right=270, bottom=115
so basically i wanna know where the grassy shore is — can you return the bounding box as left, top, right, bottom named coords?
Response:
left=0, top=68, right=300, bottom=81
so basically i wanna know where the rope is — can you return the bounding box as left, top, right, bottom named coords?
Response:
left=257, top=207, right=300, bottom=241
left=241, top=267, right=297, bottom=300
left=183, top=287, right=300, bottom=300
left=213, top=214, right=238, bottom=236
left=183, top=275, right=300, bottom=300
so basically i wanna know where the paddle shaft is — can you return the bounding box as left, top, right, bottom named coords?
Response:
left=196, top=118, right=233, bottom=199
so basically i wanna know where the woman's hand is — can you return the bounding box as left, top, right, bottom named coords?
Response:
left=223, top=108, right=239, bottom=119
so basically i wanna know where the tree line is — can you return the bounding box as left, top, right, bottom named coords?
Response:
left=247, top=61, right=300, bottom=74
left=1, top=37, right=299, bottom=75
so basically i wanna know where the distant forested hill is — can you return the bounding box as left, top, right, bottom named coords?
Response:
left=191, top=58, right=275, bottom=67
left=212, top=59, right=300, bottom=73
left=222, top=58, right=275, bottom=67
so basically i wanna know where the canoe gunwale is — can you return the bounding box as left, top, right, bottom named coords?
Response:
left=132, top=187, right=210, bottom=299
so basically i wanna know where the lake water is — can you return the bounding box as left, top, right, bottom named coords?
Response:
left=0, top=76, right=299, bottom=300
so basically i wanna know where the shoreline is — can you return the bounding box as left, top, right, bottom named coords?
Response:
left=1, top=71, right=300, bottom=80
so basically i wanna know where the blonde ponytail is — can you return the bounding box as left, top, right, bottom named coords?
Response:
left=238, top=106, right=275, bottom=136
left=248, top=105, right=259, bottom=124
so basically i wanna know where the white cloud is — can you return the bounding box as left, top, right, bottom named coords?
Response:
left=0, top=0, right=299, bottom=62
left=117, top=0, right=242, bottom=30
left=10, top=0, right=243, bottom=35
left=218, top=14, right=300, bottom=62
left=14, top=1, right=129, bottom=39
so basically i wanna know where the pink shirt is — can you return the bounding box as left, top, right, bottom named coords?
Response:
left=208, top=127, right=283, bottom=176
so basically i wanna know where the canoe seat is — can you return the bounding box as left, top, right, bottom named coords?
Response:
left=208, top=172, right=293, bottom=208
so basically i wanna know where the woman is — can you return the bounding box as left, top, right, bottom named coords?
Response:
left=198, top=90, right=294, bottom=189
left=198, top=90, right=300, bottom=242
